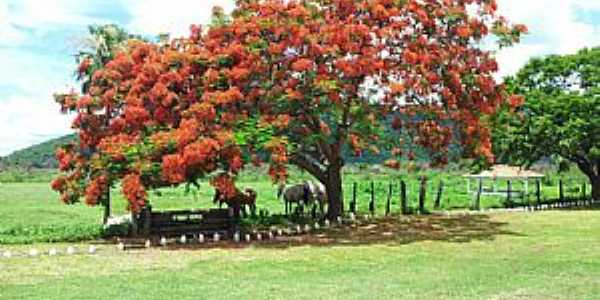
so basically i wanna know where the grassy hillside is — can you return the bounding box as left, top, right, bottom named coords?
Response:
left=0, top=134, right=76, bottom=170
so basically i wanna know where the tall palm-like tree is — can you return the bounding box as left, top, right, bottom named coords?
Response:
left=74, top=24, right=136, bottom=223
left=75, top=24, right=137, bottom=93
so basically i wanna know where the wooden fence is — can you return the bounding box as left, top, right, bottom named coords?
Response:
left=342, top=178, right=596, bottom=216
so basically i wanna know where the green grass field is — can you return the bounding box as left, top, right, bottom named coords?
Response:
left=0, top=166, right=591, bottom=244
left=0, top=167, right=598, bottom=299
left=1, top=210, right=599, bottom=299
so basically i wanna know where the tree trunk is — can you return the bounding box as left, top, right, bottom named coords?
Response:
left=102, top=190, right=110, bottom=225
left=592, top=177, right=600, bottom=201
left=573, top=161, right=599, bottom=201
left=324, top=163, right=343, bottom=219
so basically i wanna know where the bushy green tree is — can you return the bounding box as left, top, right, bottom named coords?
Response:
left=500, top=47, right=600, bottom=199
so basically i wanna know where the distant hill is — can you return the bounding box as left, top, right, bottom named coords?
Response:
left=0, top=132, right=390, bottom=171
left=0, top=125, right=436, bottom=171
left=0, top=134, right=77, bottom=170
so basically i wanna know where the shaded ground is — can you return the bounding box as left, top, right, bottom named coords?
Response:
left=147, top=213, right=519, bottom=252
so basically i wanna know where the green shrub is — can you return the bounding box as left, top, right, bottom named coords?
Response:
left=0, top=223, right=103, bottom=245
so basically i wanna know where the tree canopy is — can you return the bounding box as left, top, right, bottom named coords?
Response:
left=52, top=0, right=526, bottom=217
left=497, top=47, right=600, bottom=199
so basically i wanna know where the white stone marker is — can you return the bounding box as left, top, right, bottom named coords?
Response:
left=213, top=233, right=221, bottom=242
left=49, top=248, right=58, bottom=256
left=117, top=242, right=125, bottom=251
left=256, top=233, right=262, bottom=241
left=349, top=213, right=356, bottom=221
left=245, top=234, right=251, bottom=242
left=198, top=234, right=205, bottom=244
left=277, top=229, right=283, bottom=236
left=337, top=216, right=342, bottom=223
left=233, top=232, right=240, bottom=242
left=295, top=225, right=302, bottom=234
left=268, top=231, right=274, bottom=240
left=88, top=245, right=97, bottom=254
left=3, top=251, right=12, bottom=258
left=180, top=235, right=187, bottom=244
left=66, top=246, right=76, bottom=255
left=145, top=240, right=151, bottom=249
left=160, top=237, right=168, bottom=247
left=324, top=219, right=330, bottom=227
left=28, top=249, right=39, bottom=257
left=304, top=224, right=311, bottom=232
left=314, top=222, right=320, bottom=230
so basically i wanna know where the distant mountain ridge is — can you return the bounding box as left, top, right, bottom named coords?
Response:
left=0, top=132, right=393, bottom=171
left=0, top=135, right=77, bottom=170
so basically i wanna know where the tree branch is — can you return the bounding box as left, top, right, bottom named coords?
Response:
left=289, top=152, right=327, bottom=183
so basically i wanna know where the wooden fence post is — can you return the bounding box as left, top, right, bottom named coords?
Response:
left=536, top=179, right=542, bottom=210
left=142, top=205, right=152, bottom=236
left=418, top=176, right=426, bottom=214
left=474, top=178, right=482, bottom=211
left=582, top=182, right=587, bottom=201
left=351, top=182, right=357, bottom=214
left=506, top=180, right=512, bottom=208
left=369, top=181, right=375, bottom=214
left=386, top=182, right=392, bottom=216
left=400, top=180, right=408, bottom=215
left=559, top=179, right=564, bottom=206
left=434, top=180, right=444, bottom=210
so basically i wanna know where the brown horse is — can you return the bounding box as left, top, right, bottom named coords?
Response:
left=213, top=188, right=257, bottom=217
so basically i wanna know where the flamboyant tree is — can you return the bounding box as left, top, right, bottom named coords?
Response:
left=495, top=48, right=600, bottom=200
left=53, top=0, right=526, bottom=218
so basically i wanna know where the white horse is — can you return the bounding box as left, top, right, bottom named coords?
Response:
left=308, top=181, right=326, bottom=215
left=278, top=180, right=326, bottom=215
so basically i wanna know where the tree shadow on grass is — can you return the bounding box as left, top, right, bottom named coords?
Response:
left=149, top=213, right=523, bottom=251
left=255, top=213, right=522, bottom=249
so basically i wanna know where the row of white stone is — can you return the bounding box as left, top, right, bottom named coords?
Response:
left=1, top=245, right=98, bottom=259
left=0, top=213, right=370, bottom=257
left=139, top=213, right=369, bottom=248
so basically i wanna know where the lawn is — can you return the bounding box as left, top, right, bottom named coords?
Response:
left=0, top=167, right=597, bottom=299
left=1, top=210, right=599, bottom=299
left=0, top=166, right=590, bottom=244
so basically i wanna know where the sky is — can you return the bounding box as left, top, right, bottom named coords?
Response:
left=0, top=0, right=599, bottom=156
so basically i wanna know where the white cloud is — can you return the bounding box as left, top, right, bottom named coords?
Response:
left=0, top=48, right=74, bottom=95
left=0, top=2, right=23, bottom=45
left=0, top=0, right=101, bottom=156
left=495, top=0, right=600, bottom=77
left=0, top=0, right=109, bottom=47
left=0, top=95, right=73, bottom=156
left=495, top=44, right=546, bottom=78
left=126, top=0, right=235, bottom=38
